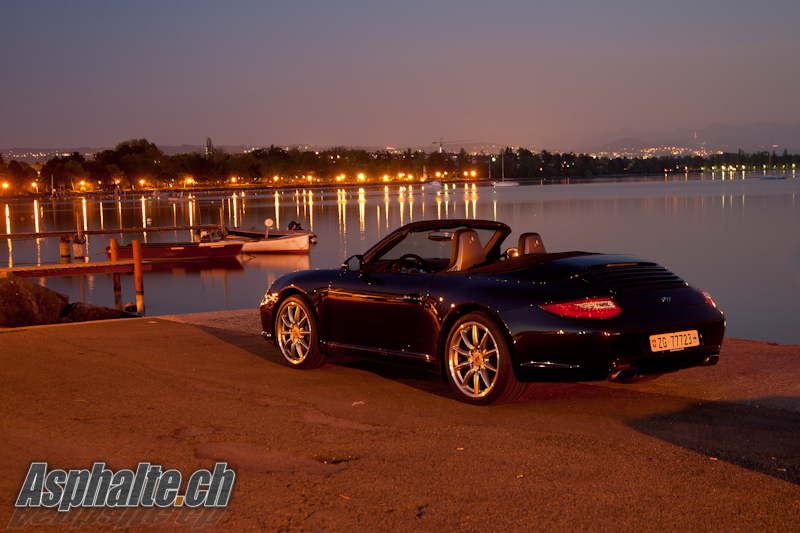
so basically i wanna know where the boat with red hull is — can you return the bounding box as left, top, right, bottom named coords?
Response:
left=106, top=241, right=244, bottom=261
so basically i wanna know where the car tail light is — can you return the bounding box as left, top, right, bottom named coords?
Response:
left=540, top=297, right=622, bottom=319
left=700, top=289, right=717, bottom=308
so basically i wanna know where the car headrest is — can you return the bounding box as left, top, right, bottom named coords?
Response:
left=518, top=232, right=546, bottom=255
left=446, top=229, right=486, bottom=272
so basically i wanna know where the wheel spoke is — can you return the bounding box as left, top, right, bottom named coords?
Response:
left=478, top=368, right=493, bottom=389
left=454, top=360, right=471, bottom=372
left=471, top=325, right=480, bottom=347
left=472, top=371, right=481, bottom=394
left=477, top=330, right=488, bottom=350
left=461, top=368, right=476, bottom=388
left=459, top=329, right=474, bottom=350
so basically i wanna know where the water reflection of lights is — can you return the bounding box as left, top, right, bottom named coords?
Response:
left=384, top=193, right=390, bottom=229
left=33, top=200, right=40, bottom=233
left=82, top=199, right=88, bottom=231
left=308, top=192, right=314, bottom=230
left=274, top=192, right=280, bottom=229
left=5, top=204, right=11, bottom=268
left=358, top=188, right=366, bottom=233
left=337, top=189, right=347, bottom=237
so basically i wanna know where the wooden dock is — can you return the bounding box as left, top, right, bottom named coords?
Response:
left=2, top=238, right=149, bottom=315
left=0, top=224, right=220, bottom=241
left=1, top=260, right=152, bottom=279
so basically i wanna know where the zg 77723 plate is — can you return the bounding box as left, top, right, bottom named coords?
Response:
left=649, top=330, right=699, bottom=352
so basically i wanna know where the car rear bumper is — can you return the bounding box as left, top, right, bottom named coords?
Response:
left=501, top=303, right=726, bottom=382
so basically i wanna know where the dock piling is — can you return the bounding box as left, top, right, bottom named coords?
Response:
left=132, top=240, right=145, bottom=315
left=73, top=219, right=85, bottom=260
left=59, top=236, right=72, bottom=263
left=109, top=238, right=122, bottom=311
left=72, top=235, right=86, bottom=260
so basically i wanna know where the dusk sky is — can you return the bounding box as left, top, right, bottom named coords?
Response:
left=2, top=0, right=799, bottom=151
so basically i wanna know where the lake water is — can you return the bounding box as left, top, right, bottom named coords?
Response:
left=3, top=174, right=799, bottom=344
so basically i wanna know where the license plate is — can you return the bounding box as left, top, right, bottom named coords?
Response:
left=649, top=330, right=699, bottom=352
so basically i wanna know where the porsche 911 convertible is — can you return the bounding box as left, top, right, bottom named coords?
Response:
left=260, top=219, right=725, bottom=405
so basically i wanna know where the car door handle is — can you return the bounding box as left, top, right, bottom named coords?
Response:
left=403, top=293, right=423, bottom=303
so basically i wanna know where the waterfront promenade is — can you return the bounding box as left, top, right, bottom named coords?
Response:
left=1, top=311, right=798, bottom=531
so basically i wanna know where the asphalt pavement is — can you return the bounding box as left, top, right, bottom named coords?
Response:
left=1, top=311, right=798, bottom=532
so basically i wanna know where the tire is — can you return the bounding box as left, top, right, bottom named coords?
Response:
left=444, top=312, right=528, bottom=405
left=275, top=296, right=326, bottom=369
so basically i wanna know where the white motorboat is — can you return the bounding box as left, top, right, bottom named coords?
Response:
left=223, top=226, right=316, bottom=253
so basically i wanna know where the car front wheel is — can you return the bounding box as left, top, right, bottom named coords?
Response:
left=445, top=312, right=527, bottom=405
left=275, top=296, right=326, bottom=369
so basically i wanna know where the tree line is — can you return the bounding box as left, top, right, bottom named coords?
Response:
left=1, top=139, right=797, bottom=194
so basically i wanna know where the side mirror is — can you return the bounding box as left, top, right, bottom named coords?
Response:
left=342, top=254, right=364, bottom=272
left=504, top=247, right=520, bottom=259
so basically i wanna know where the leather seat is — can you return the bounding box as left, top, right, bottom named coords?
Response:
left=446, top=229, right=486, bottom=272
left=518, top=232, right=546, bottom=255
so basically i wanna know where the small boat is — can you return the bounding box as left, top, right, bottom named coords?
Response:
left=492, top=180, right=520, bottom=187
left=425, top=180, right=443, bottom=189
left=168, top=192, right=192, bottom=202
left=106, top=241, right=244, bottom=261
left=223, top=227, right=316, bottom=253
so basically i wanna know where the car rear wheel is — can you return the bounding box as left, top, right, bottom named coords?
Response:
left=445, top=312, right=527, bottom=405
left=276, top=296, right=326, bottom=369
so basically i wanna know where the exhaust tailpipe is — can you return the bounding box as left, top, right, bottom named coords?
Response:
left=702, top=354, right=719, bottom=366
left=608, top=364, right=638, bottom=382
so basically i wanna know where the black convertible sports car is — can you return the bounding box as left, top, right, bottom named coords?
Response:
left=260, top=219, right=725, bottom=405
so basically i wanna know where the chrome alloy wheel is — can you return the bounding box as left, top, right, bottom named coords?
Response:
left=448, top=321, right=500, bottom=398
left=277, top=300, right=312, bottom=364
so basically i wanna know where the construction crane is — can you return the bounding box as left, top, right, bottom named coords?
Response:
left=432, top=138, right=477, bottom=153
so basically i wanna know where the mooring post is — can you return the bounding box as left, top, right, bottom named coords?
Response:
left=59, top=236, right=72, bottom=264
left=109, top=238, right=122, bottom=311
left=73, top=219, right=86, bottom=260
left=132, top=239, right=145, bottom=315
left=72, top=237, right=85, bottom=260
